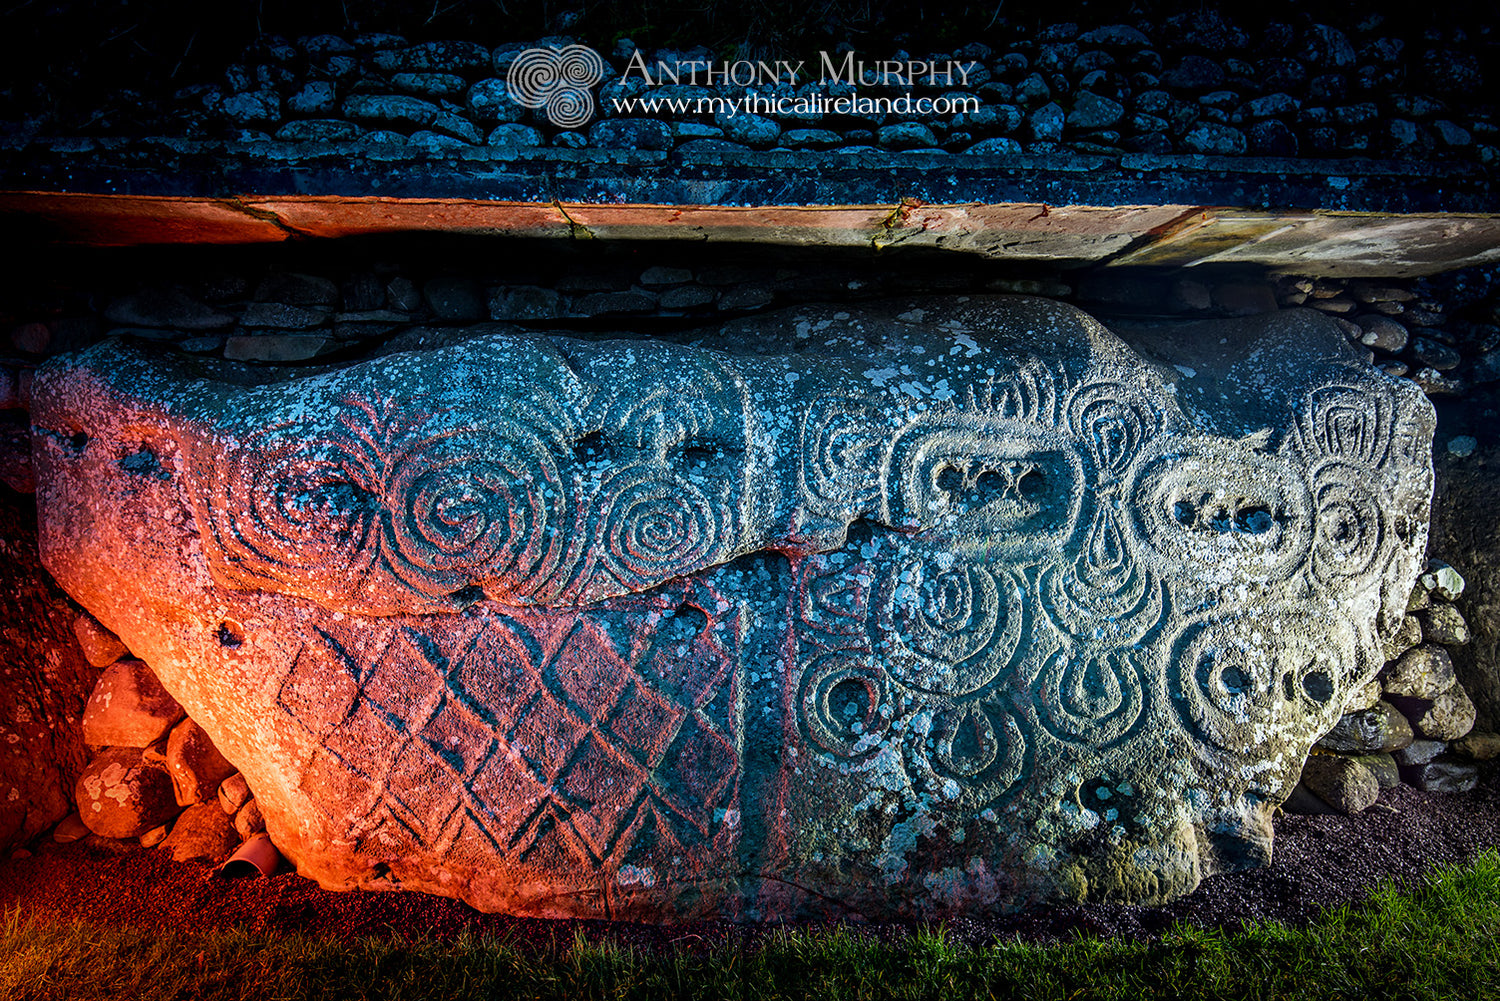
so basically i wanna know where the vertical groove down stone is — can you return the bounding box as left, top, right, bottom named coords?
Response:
left=28, top=299, right=1434, bottom=920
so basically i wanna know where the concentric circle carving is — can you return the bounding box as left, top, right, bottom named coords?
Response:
left=799, top=653, right=892, bottom=761
left=872, top=557, right=1025, bottom=697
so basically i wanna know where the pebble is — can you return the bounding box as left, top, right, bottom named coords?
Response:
left=429, top=113, right=483, bottom=144
left=1447, top=436, right=1478, bottom=458
left=1181, top=122, right=1247, bottom=154
left=1422, top=562, right=1466, bottom=601
left=1348, top=752, right=1400, bottom=789
left=486, top=124, right=543, bottom=147
left=964, top=137, right=1024, bottom=154
left=240, top=302, right=328, bottom=329
left=219, top=773, right=252, bottom=814
left=159, top=802, right=239, bottom=863
left=222, top=90, right=281, bottom=125
left=719, top=114, right=782, bottom=147
left=83, top=659, right=184, bottom=747
left=1396, top=687, right=1477, bottom=742
left=1411, top=337, right=1461, bottom=371
left=423, top=277, right=486, bottom=320
left=286, top=81, right=338, bottom=115
left=659, top=285, right=718, bottom=310
left=1382, top=614, right=1423, bottom=662
left=75, top=747, right=179, bottom=839
left=105, top=289, right=232, bottom=331
left=275, top=119, right=363, bottom=142
left=1028, top=103, right=1065, bottom=142
left=1419, top=605, right=1470, bottom=646
left=466, top=79, right=525, bottom=122
left=52, top=813, right=90, bottom=843
left=1067, top=92, right=1124, bottom=129
left=1298, top=753, right=1378, bottom=814
left=1452, top=732, right=1500, bottom=761
left=74, top=612, right=127, bottom=668
left=576, top=291, right=658, bottom=316
left=639, top=267, right=693, bottom=287
left=1410, top=368, right=1466, bottom=396
left=488, top=286, right=561, bottom=321
left=783, top=129, right=842, bottom=149
left=1400, top=758, right=1479, bottom=794
left=718, top=285, right=776, bottom=310
left=1247, top=120, right=1298, bottom=155
left=223, top=335, right=330, bottom=362
left=589, top=119, right=673, bottom=151
left=391, top=72, right=467, bottom=98
left=1343, top=677, right=1384, bottom=713
left=342, top=94, right=442, bottom=128
left=1317, top=701, right=1413, bottom=754
left=1357, top=315, right=1409, bottom=352
left=166, top=719, right=236, bottom=806
left=378, top=40, right=491, bottom=74
left=1382, top=644, right=1456, bottom=699
left=1162, top=54, right=1224, bottom=90
left=235, top=798, right=267, bottom=838
left=1393, top=739, right=1448, bottom=767
left=256, top=273, right=339, bottom=306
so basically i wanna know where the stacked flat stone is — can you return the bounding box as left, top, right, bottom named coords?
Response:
left=1277, top=273, right=1500, bottom=397
left=12, top=263, right=1499, bottom=425
left=126, top=18, right=1493, bottom=163
left=1297, top=559, right=1481, bottom=811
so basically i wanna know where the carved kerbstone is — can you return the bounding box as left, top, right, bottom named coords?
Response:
left=31, top=298, right=1434, bottom=919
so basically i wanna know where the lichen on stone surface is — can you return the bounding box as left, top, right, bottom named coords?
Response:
left=28, top=296, right=1434, bottom=919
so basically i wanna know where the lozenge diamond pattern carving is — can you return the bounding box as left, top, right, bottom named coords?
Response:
left=31, top=297, right=1435, bottom=919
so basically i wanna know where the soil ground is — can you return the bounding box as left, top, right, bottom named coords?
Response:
left=2, top=770, right=1497, bottom=953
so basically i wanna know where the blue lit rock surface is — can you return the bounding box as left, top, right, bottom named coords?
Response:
left=30, top=298, right=1434, bottom=919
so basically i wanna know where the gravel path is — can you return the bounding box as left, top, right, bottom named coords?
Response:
left=3, top=770, right=1496, bottom=953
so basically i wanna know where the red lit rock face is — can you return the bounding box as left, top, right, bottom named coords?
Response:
left=30, top=298, right=1435, bottom=919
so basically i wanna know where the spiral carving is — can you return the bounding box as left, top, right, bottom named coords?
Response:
left=799, top=653, right=892, bottom=761
left=384, top=421, right=567, bottom=602
left=198, top=423, right=381, bottom=604
left=597, top=466, right=719, bottom=589
left=196, top=395, right=575, bottom=612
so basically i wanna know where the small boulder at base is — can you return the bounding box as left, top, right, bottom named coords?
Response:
left=74, top=746, right=179, bottom=839
left=166, top=719, right=237, bottom=806
left=159, top=802, right=239, bottom=863
left=82, top=659, right=184, bottom=748
left=73, top=613, right=127, bottom=667
left=1317, top=701, right=1415, bottom=753
left=1297, top=754, right=1379, bottom=813
left=218, top=773, right=252, bottom=814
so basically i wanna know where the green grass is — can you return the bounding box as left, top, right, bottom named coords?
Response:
left=5, top=849, right=1500, bottom=1001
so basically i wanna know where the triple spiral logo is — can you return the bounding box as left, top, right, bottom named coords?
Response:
left=506, top=44, right=609, bottom=129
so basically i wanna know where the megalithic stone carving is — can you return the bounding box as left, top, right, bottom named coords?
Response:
left=30, top=298, right=1434, bottom=920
